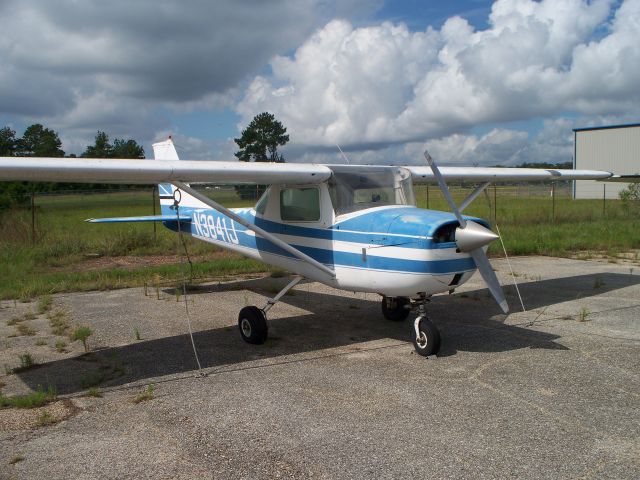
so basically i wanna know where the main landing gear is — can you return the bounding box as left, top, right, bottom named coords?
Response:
left=382, top=294, right=441, bottom=357
left=238, top=276, right=302, bottom=345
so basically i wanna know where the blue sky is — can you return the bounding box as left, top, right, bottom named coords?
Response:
left=0, top=0, right=638, bottom=165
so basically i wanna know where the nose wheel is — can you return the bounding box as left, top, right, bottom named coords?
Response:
left=411, top=316, right=441, bottom=356
left=409, top=295, right=441, bottom=356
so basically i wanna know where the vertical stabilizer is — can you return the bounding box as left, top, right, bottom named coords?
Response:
left=153, top=137, right=180, bottom=161
left=153, top=137, right=209, bottom=213
left=155, top=138, right=179, bottom=214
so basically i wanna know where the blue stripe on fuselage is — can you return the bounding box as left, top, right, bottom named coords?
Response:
left=163, top=205, right=479, bottom=274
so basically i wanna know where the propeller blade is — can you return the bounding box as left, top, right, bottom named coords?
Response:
left=424, top=150, right=467, bottom=228
left=424, top=150, right=508, bottom=313
left=469, top=249, right=509, bottom=314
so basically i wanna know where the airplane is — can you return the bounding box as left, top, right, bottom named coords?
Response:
left=0, top=139, right=613, bottom=356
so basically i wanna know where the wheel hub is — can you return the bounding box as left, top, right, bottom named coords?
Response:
left=240, top=318, right=252, bottom=337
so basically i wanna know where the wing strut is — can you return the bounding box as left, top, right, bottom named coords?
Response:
left=171, top=182, right=336, bottom=281
left=459, top=182, right=491, bottom=212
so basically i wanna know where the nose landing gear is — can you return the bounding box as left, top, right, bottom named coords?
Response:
left=410, top=296, right=441, bottom=356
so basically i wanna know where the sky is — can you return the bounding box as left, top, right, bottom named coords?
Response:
left=0, top=0, right=638, bottom=166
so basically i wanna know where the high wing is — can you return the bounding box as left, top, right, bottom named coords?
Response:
left=0, top=157, right=612, bottom=184
left=406, top=166, right=612, bottom=182
left=0, top=158, right=332, bottom=185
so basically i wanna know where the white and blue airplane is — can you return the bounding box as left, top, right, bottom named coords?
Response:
left=0, top=139, right=613, bottom=356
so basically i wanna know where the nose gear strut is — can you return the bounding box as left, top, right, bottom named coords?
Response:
left=410, top=294, right=441, bottom=357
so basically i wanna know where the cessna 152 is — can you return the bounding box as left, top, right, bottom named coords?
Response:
left=0, top=139, right=612, bottom=356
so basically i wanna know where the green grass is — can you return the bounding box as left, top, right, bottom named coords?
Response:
left=84, top=387, right=103, bottom=398
left=0, top=186, right=638, bottom=301
left=414, top=185, right=640, bottom=257
left=0, top=189, right=264, bottom=300
left=0, top=385, right=57, bottom=409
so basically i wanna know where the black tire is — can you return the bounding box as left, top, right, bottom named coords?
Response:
left=381, top=296, right=411, bottom=321
left=238, top=306, right=268, bottom=345
left=410, top=317, right=441, bottom=356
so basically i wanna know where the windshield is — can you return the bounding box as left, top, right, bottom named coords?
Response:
left=327, top=166, right=416, bottom=216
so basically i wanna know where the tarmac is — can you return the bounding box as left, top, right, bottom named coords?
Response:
left=0, top=256, right=639, bottom=479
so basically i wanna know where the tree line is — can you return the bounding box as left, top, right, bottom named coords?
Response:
left=0, top=124, right=145, bottom=208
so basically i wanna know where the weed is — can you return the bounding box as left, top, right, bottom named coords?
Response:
left=18, top=287, right=33, bottom=303
left=8, top=311, right=37, bottom=325
left=175, top=285, right=182, bottom=302
left=143, top=282, right=148, bottom=296
left=71, top=326, right=93, bottom=352
left=134, top=327, right=141, bottom=341
left=18, top=353, right=34, bottom=370
left=84, top=387, right=103, bottom=398
left=35, top=339, right=48, bottom=346
left=16, top=324, right=36, bottom=336
left=578, top=307, right=590, bottom=322
left=9, top=455, right=24, bottom=465
left=593, top=276, right=605, bottom=289
left=36, top=410, right=58, bottom=427
left=36, top=294, right=52, bottom=314
left=0, top=385, right=56, bottom=408
left=55, top=339, right=67, bottom=352
left=133, top=384, right=155, bottom=404
left=79, top=371, right=105, bottom=389
left=47, top=309, right=70, bottom=336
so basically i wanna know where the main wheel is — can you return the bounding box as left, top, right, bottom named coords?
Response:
left=410, top=317, right=441, bottom=356
left=238, top=306, right=268, bottom=345
left=381, top=296, right=411, bottom=321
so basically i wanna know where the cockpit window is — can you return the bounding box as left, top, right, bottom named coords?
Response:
left=280, top=187, right=320, bottom=221
left=327, top=166, right=416, bottom=216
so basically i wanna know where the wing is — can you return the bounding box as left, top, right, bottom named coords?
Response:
left=0, top=157, right=332, bottom=185
left=405, top=166, right=612, bottom=183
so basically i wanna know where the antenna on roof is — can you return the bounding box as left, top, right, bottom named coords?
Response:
left=336, top=144, right=350, bottom=164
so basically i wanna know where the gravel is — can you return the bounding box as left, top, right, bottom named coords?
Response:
left=1, top=256, right=639, bottom=479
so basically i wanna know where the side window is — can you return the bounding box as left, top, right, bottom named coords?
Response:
left=280, top=187, right=320, bottom=222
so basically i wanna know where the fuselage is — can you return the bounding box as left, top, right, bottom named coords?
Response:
left=163, top=201, right=482, bottom=298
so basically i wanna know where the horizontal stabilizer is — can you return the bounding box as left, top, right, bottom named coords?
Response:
left=86, top=215, right=191, bottom=223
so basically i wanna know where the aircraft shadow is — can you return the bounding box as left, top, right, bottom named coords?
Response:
left=17, top=272, right=637, bottom=395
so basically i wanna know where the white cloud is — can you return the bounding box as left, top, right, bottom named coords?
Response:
left=237, top=0, right=639, bottom=155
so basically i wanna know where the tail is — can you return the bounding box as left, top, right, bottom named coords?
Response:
left=153, top=137, right=209, bottom=214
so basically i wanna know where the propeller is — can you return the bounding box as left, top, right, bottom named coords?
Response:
left=424, top=151, right=509, bottom=314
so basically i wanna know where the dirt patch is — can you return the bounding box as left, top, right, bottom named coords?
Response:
left=59, top=251, right=240, bottom=273
left=570, top=249, right=640, bottom=267
left=0, top=399, right=79, bottom=431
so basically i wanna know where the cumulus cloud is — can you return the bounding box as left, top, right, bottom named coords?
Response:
left=237, top=0, right=640, bottom=158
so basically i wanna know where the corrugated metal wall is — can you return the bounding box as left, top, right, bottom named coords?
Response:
left=574, top=125, right=640, bottom=199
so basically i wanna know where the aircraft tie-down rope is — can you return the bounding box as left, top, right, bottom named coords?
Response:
left=174, top=193, right=205, bottom=375
left=482, top=189, right=526, bottom=313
